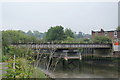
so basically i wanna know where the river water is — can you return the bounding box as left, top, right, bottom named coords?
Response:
left=38, top=58, right=120, bottom=78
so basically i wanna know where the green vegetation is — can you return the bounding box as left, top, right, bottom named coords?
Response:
left=2, top=45, right=47, bottom=78
left=93, top=36, right=112, bottom=44
left=3, top=58, right=46, bottom=78
left=65, top=28, right=74, bottom=38
left=2, top=37, right=47, bottom=78
left=2, top=30, right=38, bottom=45
left=2, top=26, right=92, bottom=44
left=62, top=37, right=91, bottom=43
left=45, top=26, right=66, bottom=41
left=26, top=30, right=46, bottom=39
left=2, top=25, right=115, bottom=45
left=45, top=25, right=91, bottom=43
left=2, top=30, right=48, bottom=78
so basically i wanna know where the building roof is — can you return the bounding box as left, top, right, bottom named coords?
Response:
left=92, top=29, right=120, bottom=33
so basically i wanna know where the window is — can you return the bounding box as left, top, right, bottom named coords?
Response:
left=114, top=31, right=117, bottom=38
left=104, top=32, right=108, bottom=36
left=95, top=32, right=98, bottom=35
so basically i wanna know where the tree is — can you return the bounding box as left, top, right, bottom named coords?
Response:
left=2, top=30, right=25, bottom=46
left=83, top=38, right=91, bottom=43
left=33, top=31, right=40, bottom=38
left=26, top=30, right=33, bottom=36
left=45, top=26, right=66, bottom=41
left=32, top=31, right=45, bottom=39
left=64, top=28, right=74, bottom=38
left=2, top=30, right=40, bottom=44
left=62, top=37, right=74, bottom=43
left=93, top=36, right=112, bottom=44
left=116, top=26, right=120, bottom=30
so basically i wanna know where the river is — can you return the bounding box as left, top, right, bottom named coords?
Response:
left=38, top=58, right=120, bottom=78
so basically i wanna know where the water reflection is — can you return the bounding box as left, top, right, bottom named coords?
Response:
left=38, top=58, right=120, bottom=78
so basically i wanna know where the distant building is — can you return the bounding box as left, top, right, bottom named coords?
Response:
left=92, top=29, right=120, bottom=52
left=75, top=32, right=91, bottom=39
left=83, top=33, right=91, bottom=39
left=92, top=29, right=120, bottom=40
left=78, top=32, right=83, bottom=38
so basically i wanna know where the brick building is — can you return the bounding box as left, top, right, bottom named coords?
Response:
left=92, top=29, right=120, bottom=40
left=92, top=29, right=120, bottom=53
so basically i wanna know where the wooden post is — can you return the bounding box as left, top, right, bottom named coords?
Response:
left=45, top=56, right=49, bottom=69
left=13, top=54, right=15, bottom=78
left=79, top=52, right=82, bottom=60
left=65, top=52, right=68, bottom=60
left=13, top=54, right=15, bottom=70
left=63, top=59, right=68, bottom=71
left=62, top=59, right=64, bottom=70
left=78, top=59, right=82, bottom=73
left=92, top=48, right=94, bottom=59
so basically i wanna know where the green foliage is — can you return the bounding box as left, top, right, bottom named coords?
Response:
left=1, top=30, right=53, bottom=78
left=2, top=28, right=91, bottom=44
left=45, top=26, right=66, bottom=41
left=26, top=30, right=33, bottom=36
left=65, top=28, right=74, bottom=38
left=2, top=45, right=46, bottom=78
left=83, top=38, right=91, bottom=43
left=2, top=55, right=9, bottom=62
left=62, top=37, right=91, bottom=43
left=3, top=58, right=46, bottom=78
left=2, top=30, right=38, bottom=47
left=62, top=37, right=74, bottom=43
left=45, top=26, right=91, bottom=43
left=26, top=30, right=46, bottom=39
left=93, top=36, right=112, bottom=44
left=72, top=38, right=85, bottom=43
left=2, top=45, right=32, bottom=58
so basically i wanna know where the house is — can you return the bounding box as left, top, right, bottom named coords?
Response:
left=92, top=29, right=120, bottom=40
left=92, top=29, right=120, bottom=53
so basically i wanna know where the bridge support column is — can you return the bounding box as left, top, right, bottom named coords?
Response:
left=92, top=48, right=95, bottom=58
left=78, top=60, right=82, bottom=73
left=62, top=59, right=68, bottom=71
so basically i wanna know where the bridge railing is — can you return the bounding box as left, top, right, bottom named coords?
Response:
left=11, top=43, right=112, bottom=49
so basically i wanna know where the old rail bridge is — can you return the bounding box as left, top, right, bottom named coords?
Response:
left=12, top=43, right=112, bottom=49
left=12, top=43, right=113, bottom=71
left=12, top=43, right=112, bottom=59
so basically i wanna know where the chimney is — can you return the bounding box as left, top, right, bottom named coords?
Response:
left=101, top=29, right=104, bottom=32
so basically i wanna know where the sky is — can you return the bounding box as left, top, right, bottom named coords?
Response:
left=0, top=2, right=118, bottom=34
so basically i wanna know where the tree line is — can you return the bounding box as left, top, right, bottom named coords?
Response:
left=3, top=25, right=119, bottom=48
left=2, top=26, right=92, bottom=46
left=2, top=25, right=120, bottom=46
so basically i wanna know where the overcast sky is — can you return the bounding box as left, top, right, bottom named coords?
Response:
left=1, top=2, right=118, bottom=34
